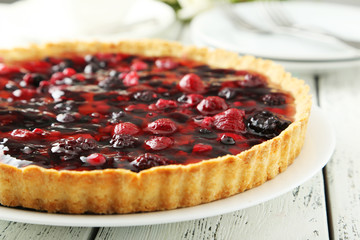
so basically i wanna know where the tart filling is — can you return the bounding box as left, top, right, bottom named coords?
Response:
left=0, top=50, right=294, bottom=172
left=0, top=40, right=311, bottom=214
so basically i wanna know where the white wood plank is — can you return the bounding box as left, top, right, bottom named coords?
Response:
left=319, top=68, right=360, bottom=240
left=95, top=69, right=329, bottom=240
left=0, top=221, right=93, bottom=240
left=96, top=173, right=328, bottom=240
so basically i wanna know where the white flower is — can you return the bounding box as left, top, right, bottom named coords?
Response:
left=177, top=0, right=214, bottom=19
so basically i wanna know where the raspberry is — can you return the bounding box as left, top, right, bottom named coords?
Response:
left=12, top=89, right=36, bottom=100
left=213, top=108, right=245, bottom=132
left=32, top=128, right=45, bottom=135
left=50, top=137, right=97, bottom=160
left=246, top=111, right=291, bottom=138
left=192, top=143, right=212, bottom=153
left=11, top=129, right=35, bottom=139
left=262, top=93, right=286, bottom=106
left=155, top=58, right=178, bottom=70
left=145, top=136, right=173, bottom=150
left=86, top=153, right=106, bottom=166
left=24, top=60, right=51, bottom=73
left=147, top=118, right=177, bottom=135
left=200, top=116, right=214, bottom=129
left=110, top=134, right=138, bottom=148
left=62, top=68, right=77, bottom=77
left=122, top=71, right=139, bottom=87
left=130, top=153, right=171, bottom=172
left=196, top=96, right=228, bottom=115
left=155, top=99, right=178, bottom=109
left=178, top=73, right=205, bottom=93
left=177, top=94, right=203, bottom=106
left=0, top=64, right=20, bottom=75
left=133, top=90, right=158, bottom=102
left=50, top=72, right=65, bottom=84
left=131, top=61, right=148, bottom=71
left=113, top=122, right=140, bottom=135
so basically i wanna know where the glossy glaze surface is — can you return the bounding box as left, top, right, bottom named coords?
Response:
left=0, top=53, right=294, bottom=171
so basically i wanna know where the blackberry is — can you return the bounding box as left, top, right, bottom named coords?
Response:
left=246, top=111, right=291, bottom=139
left=110, top=134, right=138, bottom=148
left=98, top=76, right=122, bottom=89
left=50, top=137, right=97, bottom=160
left=262, top=93, right=286, bottom=106
left=130, top=153, right=171, bottom=172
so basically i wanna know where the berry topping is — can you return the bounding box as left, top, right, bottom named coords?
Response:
left=0, top=64, right=20, bottom=75
left=63, top=68, right=77, bottom=77
left=145, top=136, right=173, bottom=150
left=131, top=61, right=148, bottom=71
left=56, top=113, right=76, bottom=123
left=130, top=153, right=171, bottom=172
left=133, top=90, right=158, bottom=102
left=85, top=153, right=106, bottom=166
left=0, top=52, right=294, bottom=172
left=197, top=96, right=228, bottom=115
left=122, top=71, right=139, bottom=87
left=110, top=134, right=138, bottom=148
left=23, top=73, right=47, bottom=87
left=218, top=88, right=237, bottom=100
left=50, top=137, right=96, bottom=160
left=155, top=58, right=178, bottom=70
left=177, top=94, right=203, bottom=106
left=147, top=118, right=177, bottom=135
left=155, top=99, right=178, bottom=109
left=246, top=111, right=291, bottom=138
left=238, top=74, right=266, bottom=88
left=262, top=93, right=286, bottom=106
left=193, top=143, right=213, bottom=153
left=213, top=108, right=245, bottom=132
left=113, top=122, right=140, bottom=135
left=220, top=135, right=236, bottom=145
left=178, top=73, right=205, bottom=93
left=11, top=129, right=35, bottom=139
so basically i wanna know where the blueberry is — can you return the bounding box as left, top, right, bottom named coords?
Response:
left=218, top=87, right=237, bottom=99
left=220, top=135, right=236, bottom=145
left=246, top=111, right=291, bottom=139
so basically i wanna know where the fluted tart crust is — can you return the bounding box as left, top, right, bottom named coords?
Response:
left=0, top=40, right=311, bottom=214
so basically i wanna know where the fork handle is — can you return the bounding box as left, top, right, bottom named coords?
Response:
left=276, top=26, right=360, bottom=53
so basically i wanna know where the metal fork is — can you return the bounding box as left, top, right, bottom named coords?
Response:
left=261, top=1, right=360, bottom=50
left=222, top=2, right=360, bottom=52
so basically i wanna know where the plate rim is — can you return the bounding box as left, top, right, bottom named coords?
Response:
left=190, top=1, right=360, bottom=63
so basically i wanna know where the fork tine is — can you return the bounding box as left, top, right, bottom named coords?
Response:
left=222, top=3, right=269, bottom=33
left=262, top=1, right=294, bottom=27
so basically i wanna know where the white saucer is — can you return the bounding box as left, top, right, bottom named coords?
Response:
left=0, top=0, right=175, bottom=48
left=190, top=1, right=360, bottom=71
left=0, top=106, right=335, bottom=227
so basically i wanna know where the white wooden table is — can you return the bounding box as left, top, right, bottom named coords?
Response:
left=0, top=20, right=359, bottom=240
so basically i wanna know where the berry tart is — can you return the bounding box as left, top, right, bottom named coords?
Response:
left=0, top=40, right=311, bottom=214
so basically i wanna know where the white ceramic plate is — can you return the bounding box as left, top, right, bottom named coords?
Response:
left=0, top=0, right=175, bottom=48
left=0, top=106, right=335, bottom=227
left=190, top=1, right=360, bottom=70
